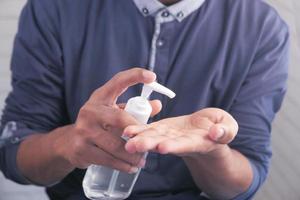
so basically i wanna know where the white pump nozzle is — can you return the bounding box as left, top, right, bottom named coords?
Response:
left=141, top=82, right=176, bottom=99
left=124, top=82, right=175, bottom=124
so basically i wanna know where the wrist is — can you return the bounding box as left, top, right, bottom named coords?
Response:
left=206, top=144, right=232, bottom=159
left=51, top=125, right=76, bottom=171
left=183, top=144, right=232, bottom=162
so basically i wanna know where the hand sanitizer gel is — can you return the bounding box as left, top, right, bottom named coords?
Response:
left=83, top=82, right=176, bottom=200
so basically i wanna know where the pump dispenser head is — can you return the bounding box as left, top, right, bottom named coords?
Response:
left=124, top=82, right=175, bottom=125
left=141, top=82, right=176, bottom=99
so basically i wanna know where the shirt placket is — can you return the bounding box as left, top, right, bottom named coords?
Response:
left=149, top=10, right=175, bottom=84
left=144, top=10, right=176, bottom=173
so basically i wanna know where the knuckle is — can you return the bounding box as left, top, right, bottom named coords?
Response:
left=130, top=67, right=143, bottom=75
left=101, top=123, right=111, bottom=132
left=73, top=139, right=86, bottom=153
left=72, top=133, right=92, bottom=154
left=140, top=70, right=148, bottom=79
left=132, top=67, right=141, bottom=71
left=90, top=87, right=102, bottom=99
left=135, top=138, right=150, bottom=152
left=78, top=105, right=94, bottom=121
left=68, top=157, right=78, bottom=167
left=77, top=105, right=103, bottom=130
left=76, top=160, right=90, bottom=169
left=113, top=71, right=125, bottom=81
left=134, top=67, right=144, bottom=75
left=74, top=121, right=88, bottom=133
left=74, top=124, right=92, bottom=139
left=92, top=87, right=109, bottom=102
left=114, top=110, right=132, bottom=127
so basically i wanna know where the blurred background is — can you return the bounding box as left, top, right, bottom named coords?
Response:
left=0, top=0, right=299, bottom=199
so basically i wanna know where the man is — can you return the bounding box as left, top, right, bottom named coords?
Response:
left=0, top=0, right=289, bottom=199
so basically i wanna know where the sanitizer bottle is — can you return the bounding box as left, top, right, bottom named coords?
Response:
left=82, top=82, right=176, bottom=200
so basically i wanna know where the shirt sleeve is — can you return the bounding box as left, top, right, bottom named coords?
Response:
left=228, top=7, right=289, bottom=200
left=0, top=0, right=67, bottom=184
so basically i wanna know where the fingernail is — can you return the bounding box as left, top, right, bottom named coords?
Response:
left=215, top=128, right=225, bottom=140
left=121, top=135, right=130, bottom=141
left=137, top=159, right=146, bottom=168
left=129, top=166, right=139, bottom=174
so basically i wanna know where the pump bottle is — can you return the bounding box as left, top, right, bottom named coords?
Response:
left=82, top=82, right=176, bottom=200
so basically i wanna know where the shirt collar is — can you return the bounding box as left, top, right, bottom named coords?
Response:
left=132, top=0, right=205, bottom=22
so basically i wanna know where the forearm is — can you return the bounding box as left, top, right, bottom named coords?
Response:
left=17, top=125, right=74, bottom=185
left=183, top=145, right=253, bottom=200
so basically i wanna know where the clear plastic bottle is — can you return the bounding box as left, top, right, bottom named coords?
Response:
left=82, top=82, right=176, bottom=200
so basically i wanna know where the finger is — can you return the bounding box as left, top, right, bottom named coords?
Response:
left=90, top=68, right=156, bottom=104
left=208, top=123, right=236, bottom=144
left=149, top=100, right=162, bottom=117
left=125, top=130, right=178, bottom=153
left=122, top=124, right=150, bottom=137
left=95, top=105, right=140, bottom=133
left=92, top=130, right=145, bottom=167
left=118, top=99, right=162, bottom=117
left=193, top=108, right=238, bottom=144
left=123, top=118, right=174, bottom=138
left=208, top=124, right=225, bottom=143
left=157, top=131, right=214, bottom=155
left=86, top=145, right=142, bottom=173
left=207, top=110, right=238, bottom=144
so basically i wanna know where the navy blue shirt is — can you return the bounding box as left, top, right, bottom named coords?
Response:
left=0, top=0, right=289, bottom=199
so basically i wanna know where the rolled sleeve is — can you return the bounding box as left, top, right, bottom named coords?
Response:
left=0, top=121, right=44, bottom=184
left=0, top=0, right=66, bottom=184
left=232, top=159, right=261, bottom=200
left=2, top=143, right=29, bottom=184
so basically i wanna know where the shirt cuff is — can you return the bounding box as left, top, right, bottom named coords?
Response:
left=2, top=143, right=32, bottom=184
left=0, top=122, right=38, bottom=184
left=232, top=159, right=261, bottom=200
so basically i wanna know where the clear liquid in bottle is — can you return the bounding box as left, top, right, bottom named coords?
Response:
left=82, top=82, right=176, bottom=200
left=83, top=165, right=141, bottom=200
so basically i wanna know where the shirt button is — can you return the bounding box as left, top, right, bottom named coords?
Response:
left=177, top=11, right=184, bottom=18
left=161, top=11, right=170, bottom=17
left=142, top=7, right=149, bottom=15
left=10, top=137, right=20, bottom=144
left=157, top=39, right=164, bottom=47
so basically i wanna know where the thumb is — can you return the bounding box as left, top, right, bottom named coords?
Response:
left=208, top=124, right=236, bottom=144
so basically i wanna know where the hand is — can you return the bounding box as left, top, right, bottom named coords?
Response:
left=123, top=108, right=238, bottom=158
left=54, top=68, right=162, bottom=173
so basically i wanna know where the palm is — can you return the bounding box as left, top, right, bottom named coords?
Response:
left=124, top=108, right=238, bottom=156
